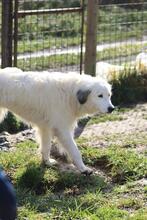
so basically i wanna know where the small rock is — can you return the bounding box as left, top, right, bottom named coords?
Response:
left=0, top=136, right=8, bottom=143
left=0, top=129, right=35, bottom=151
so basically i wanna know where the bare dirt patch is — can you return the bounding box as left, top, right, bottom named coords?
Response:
left=81, top=103, right=147, bottom=138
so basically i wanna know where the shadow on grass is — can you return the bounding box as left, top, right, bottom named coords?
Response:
left=17, top=161, right=107, bottom=195
left=17, top=162, right=47, bottom=195
left=16, top=161, right=109, bottom=215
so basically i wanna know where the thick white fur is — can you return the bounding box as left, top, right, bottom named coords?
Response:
left=0, top=67, right=114, bottom=174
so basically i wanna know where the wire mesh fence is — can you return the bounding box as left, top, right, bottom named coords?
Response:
left=15, top=0, right=83, bottom=72
left=97, top=2, right=147, bottom=66
left=0, top=1, right=147, bottom=72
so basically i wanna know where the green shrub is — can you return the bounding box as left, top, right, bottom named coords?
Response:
left=0, top=112, right=26, bottom=134
left=111, top=70, right=147, bottom=105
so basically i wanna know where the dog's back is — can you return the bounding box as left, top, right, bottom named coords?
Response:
left=0, top=69, right=81, bottom=127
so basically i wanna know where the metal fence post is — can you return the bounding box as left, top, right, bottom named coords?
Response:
left=13, top=0, right=18, bottom=67
left=80, top=0, right=85, bottom=74
left=1, top=0, right=13, bottom=68
left=84, top=0, right=98, bottom=76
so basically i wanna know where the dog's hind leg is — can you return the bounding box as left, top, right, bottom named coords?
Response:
left=57, top=129, right=93, bottom=175
left=36, top=126, right=56, bottom=166
left=0, top=108, right=8, bottom=123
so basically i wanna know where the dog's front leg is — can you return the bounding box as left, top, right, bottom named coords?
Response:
left=57, top=130, right=93, bottom=175
left=36, top=127, right=57, bottom=166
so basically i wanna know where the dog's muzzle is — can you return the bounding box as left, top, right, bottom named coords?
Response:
left=108, top=106, right=115, bottom=113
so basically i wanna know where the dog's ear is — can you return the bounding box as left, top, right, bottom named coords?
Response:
left=77, top=89, right=91, bottom=104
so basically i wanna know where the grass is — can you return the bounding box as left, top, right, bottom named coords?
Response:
left=0, top=123, right=147, bottom=219
left=97, top=42, right=147, bottom=62
left=81, top=145, right=147, bottom=183
left=17, top=36, right=81, bottom=54
left=87, top=111, right=125, bottom=125
left=17, top=53, right=81, bottom=71
left=75, top=107, right=129, bottom=129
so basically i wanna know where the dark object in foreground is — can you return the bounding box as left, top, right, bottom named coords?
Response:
left=0, top=169, right=17, bottom=220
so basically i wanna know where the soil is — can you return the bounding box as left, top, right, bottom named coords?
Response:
left=81, top=103, right=147, bottom=138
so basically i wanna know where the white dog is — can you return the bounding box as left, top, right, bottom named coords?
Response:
left=0, top=67, right=114, bottom=175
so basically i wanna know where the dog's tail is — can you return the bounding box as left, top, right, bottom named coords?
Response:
left=0, top=108, right=8, bottom=123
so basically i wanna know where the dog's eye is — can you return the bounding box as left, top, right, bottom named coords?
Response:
left=98, top=94, right=103, bottom=98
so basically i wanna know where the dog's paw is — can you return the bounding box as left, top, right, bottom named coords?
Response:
left=42, top=158, right=58, bottom=167
left=81, top=167, right=93, bottom=176
left=49, top=158, right=58, bottom=165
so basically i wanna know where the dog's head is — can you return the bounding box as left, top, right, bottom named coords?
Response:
left=77, top=77, right=114, bottom=114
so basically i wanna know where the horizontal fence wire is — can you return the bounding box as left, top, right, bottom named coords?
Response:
left=16, top=0, right=83, bottom=72
left=17, top=7, right=83, bottom=16
left=97, top=2, right=147, bottom=66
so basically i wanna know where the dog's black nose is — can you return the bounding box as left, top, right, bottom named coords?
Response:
left=108, top=106, right=115, bottom=113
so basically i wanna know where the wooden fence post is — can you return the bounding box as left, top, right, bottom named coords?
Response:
left=84, top=0, right=98, bottom=76
left=1, top=0, right=13, bottom=68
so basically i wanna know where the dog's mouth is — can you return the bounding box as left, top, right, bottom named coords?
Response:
left=95, top=106, right=115, bottom=115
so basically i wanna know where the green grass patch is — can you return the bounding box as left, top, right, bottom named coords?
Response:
left=97, top=42, right=147, bottom=62
left=17, top=36, right=80, bottom=54
left=0, top=140, right=106, bottom=193
left=0, top=138, right=146, bottom=219
left=94, top=132, right=147, bottom=152
left=88, top=112, right=125, bottom=125
left=117, top=198, right=143, bottom=210
left=128, top=210, right=147, bottom=220
left=80, top=145, right=147, bottom=183
left=17, top=53, right=80, bottom=71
